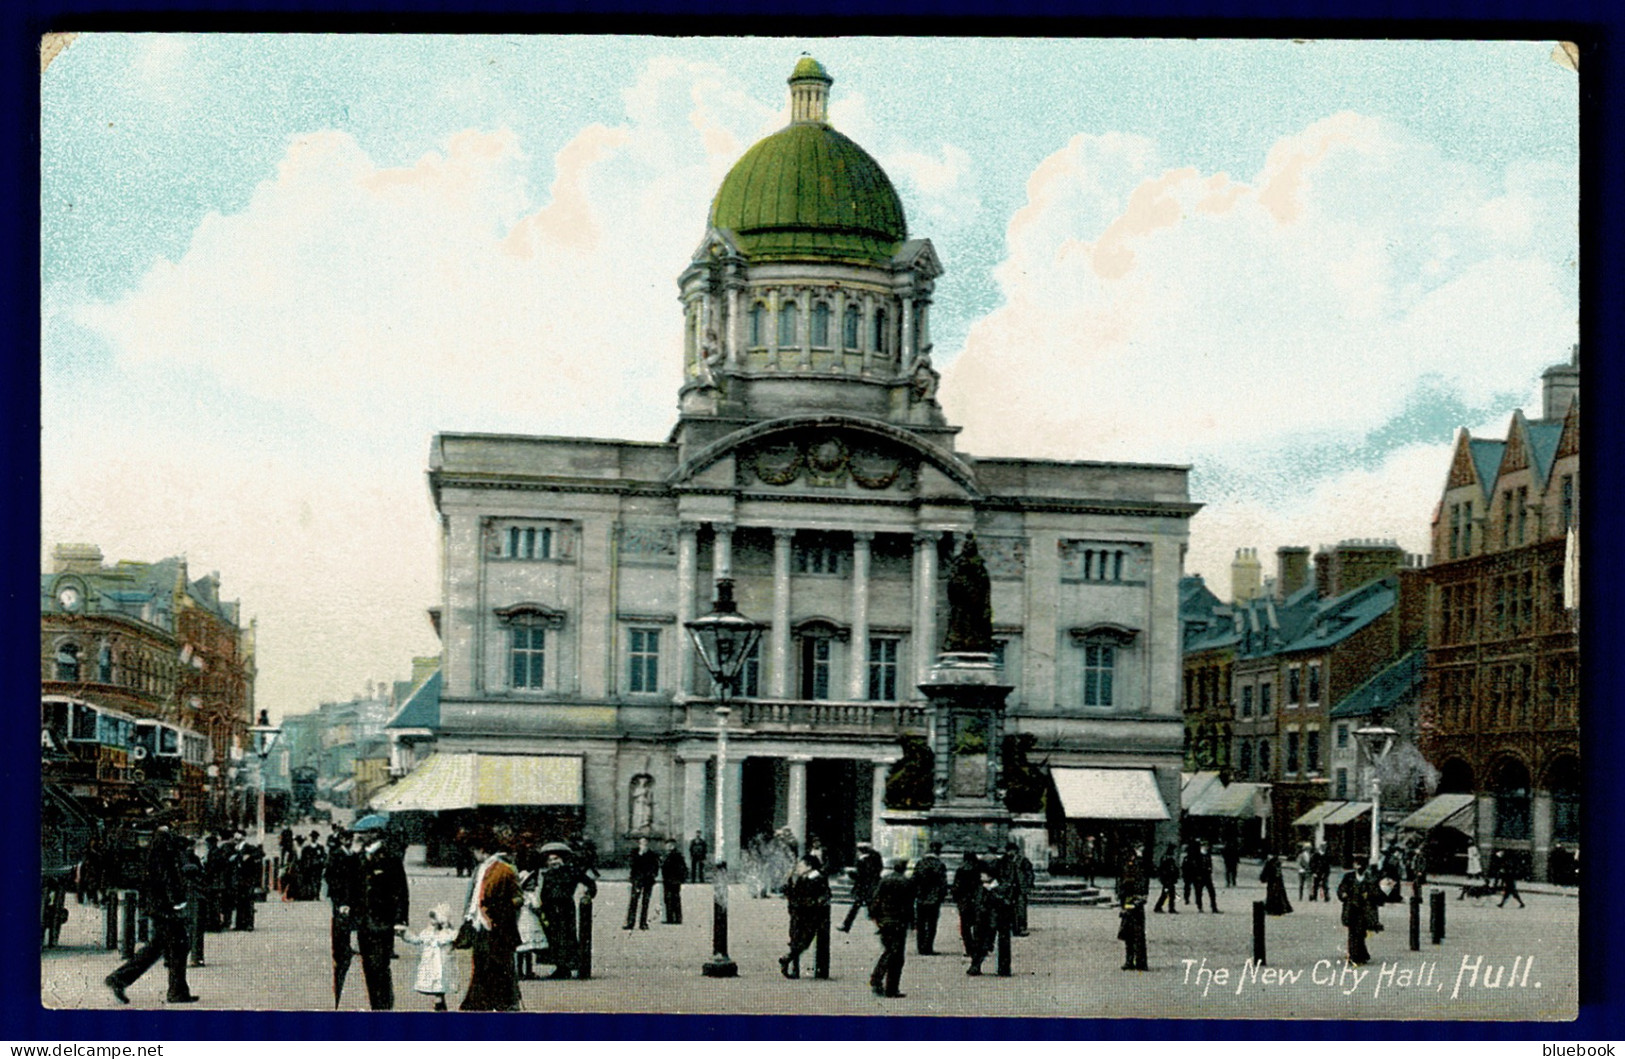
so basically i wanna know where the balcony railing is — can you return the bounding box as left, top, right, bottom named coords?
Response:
left=680, top=697, right=929, bottom=735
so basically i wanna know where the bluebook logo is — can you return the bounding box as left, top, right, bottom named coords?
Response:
left=1543, top=1047, right=1615, bottom=1056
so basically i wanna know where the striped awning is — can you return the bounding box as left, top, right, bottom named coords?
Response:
left=1051, top=767, right=1171, bottom=821
left=1398, top=793, right=1475, bottom=834
left=1322, top=801, right=1372, bottom=826
left=370, top=753, right=583, bottom=812
left=1189, top=780, right=1271, bottom=819
left=1293, top=800, right=1348, bottom=827
left=1182, top=771, right=1223, bottom=811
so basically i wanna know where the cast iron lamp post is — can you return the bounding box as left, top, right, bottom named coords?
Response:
left=248, top=709, right=281, bottom=846
left=1354, top=725, right=1397, bottom=867
left=685, top=578, right=764, bottom=979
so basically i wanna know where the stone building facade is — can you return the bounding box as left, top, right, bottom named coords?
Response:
left=420, top=59, right=1198, bottom=867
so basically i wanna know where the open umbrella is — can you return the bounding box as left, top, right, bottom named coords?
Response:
left=352, top=813, right=390, bottom=832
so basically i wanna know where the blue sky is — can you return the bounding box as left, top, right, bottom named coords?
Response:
left=40, top=35, right=1579, bottom=718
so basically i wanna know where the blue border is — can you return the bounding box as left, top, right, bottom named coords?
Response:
left=8, top=0, right=1621, bottom=1042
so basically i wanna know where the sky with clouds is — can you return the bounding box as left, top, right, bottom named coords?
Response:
left=40, top=35, right=1579, bottom=720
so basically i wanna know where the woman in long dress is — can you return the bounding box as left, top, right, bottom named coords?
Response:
left=1261, top=853, right=1293, bottom=915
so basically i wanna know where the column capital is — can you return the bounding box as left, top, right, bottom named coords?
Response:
left=772, top=526, right=798, bottom=541
left=851, top=530, right=876, bottom=544
left=913, top=529, right=943, bottom=545
left=709, top=520, right=735, bottom=535
left=678, top=520, right=704, bottom=536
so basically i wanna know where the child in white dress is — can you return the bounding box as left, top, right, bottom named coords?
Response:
left=396, top=904, right=459, bottom=1010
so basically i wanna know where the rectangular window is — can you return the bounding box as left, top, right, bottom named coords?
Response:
left=868, top=637, right=900, bottom=701
left=793, top=539, right=842, bottom=575
left=1561, top=475, right=1574, bottom=531
left=504, top=525, right=552, bottom=559
left=1287, top=666, right=1301, bottom=706
left=1306, top=729, right=1321, bottom=773
left=740, top=638, right=761, bottom=698
left=1516, top=486, right=1528, bottom=544
left=1502, top=490, right=1514, bottom=549
left=1286, top=730, right=1300, bottom=774
left=1462, top=501, right=1473, bottom=554
left=1336, top=723, right=1348, bottom=749
left=1082, top=642, right=1115, bottom=707
left=1241, top=685, right=1253, bottom=719
left=1260, top=683, right=1273, bottom=717
left=628, top=628, right=660, bottom=693
left=1449, top=504, right=1460, bottom=560
left=992, top=639, right=1008, bottom=671
left=511, top=627, right=545, bottom=689
left=1239, top=739, right=1253, bottom=779
left=1308, top=662, right=1321, bottom=703
left=1335, top=767, right=1348, bottom=799
left=802, top=637, right=832, bottom=700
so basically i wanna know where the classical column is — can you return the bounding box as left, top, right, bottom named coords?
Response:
left=726, top=283, right=743, bottom=365
left=861, top=292, right=875, bottom=375
left=869, top=760, right=891, bottom=847
left=786, top=756, right=810, bottom=844
left=900, top=291, right=916, bottom=370
left=797, top=288, right=812, bottom=369
left=849, top=531, right=873, bottom=700
left=917, top=296, right=931, bottom=355
left=913, top=530, right=941, bottom=686
left=677, top=521, right=700, bottom=696
left=768, top=288, right=781, bottom=368
left=711, top=521, right=734, bottom=581
left=683, top=757, right=707, bottom=848
left=771, top=528, right=795, bottom=699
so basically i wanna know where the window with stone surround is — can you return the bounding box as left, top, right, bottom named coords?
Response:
left=868, top=637, right=900, bottom=701
left=1082, top=642, right=1115, bottom=708
left=749, top=301, right=767, bottom=347
left=843, top=304, right=861, bottom=351
left=811, top=301, right=832, bottom=347
left=628, top=628, right=660, bottom=694
left=1306, top=727, right=1321, bottom=773
left=778, top=301, right=799, bottom=347
left=801, top=635, right=833, bottom=700
left=510, top=626, right=545, bottom=690
left=503, top=524, right=552, bottom=560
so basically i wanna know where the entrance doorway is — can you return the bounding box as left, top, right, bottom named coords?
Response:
left=740, top=757, right=787, bottom=849
left=806, top=759, right=869, bottom=871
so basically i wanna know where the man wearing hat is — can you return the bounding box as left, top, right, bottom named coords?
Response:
left=355, top=817, right=409, bottom=1010
left=105, top=825, right=198, bottom=1004
left=911, top=842, right=948, bottom=955
left=538, top=840, right=597, bottom=979
left=839, top=840, right=883, bottom=933
left=868, top=857, right=915, bottom=998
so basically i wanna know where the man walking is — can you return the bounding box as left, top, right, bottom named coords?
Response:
left=660, top=838, right=686, bottom=924
left=912, top=842, right=948, bottom=954
left=624, top=836, right=660, bottom=930
left=780, top=852, right=830, bottom=979
left=105, top=826, right=197, bottom=1005
left=1337, top=860, right=1377, bottom=966
left=689, top=831, right=708, bottom=884
left=1153, top=844, right=1180, bottom=914
left=839, top=841, right=883, bottom=933
left=1309, top=844, right=1331, bottom=902
left=868, top=858, right=914, bottom=998
left=968, top=869, right=1012, bottom=977
left=1222, top=840, right=1241, bottom=887
left=952, top=852, right=983, bottom=957
left=1117, top=842, right=1149, bottom=972
left=355, top=824, right=409, bottom=1010
left=1498, top=854, right=1526, bottom=908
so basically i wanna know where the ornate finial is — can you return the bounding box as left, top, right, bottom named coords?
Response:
left=789, top=55, right=832, bottom=125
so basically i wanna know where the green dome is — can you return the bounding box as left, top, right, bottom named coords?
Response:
left=709, top=123, right=907, bottom=265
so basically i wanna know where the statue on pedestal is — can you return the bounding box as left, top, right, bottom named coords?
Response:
left=943, top=533, right=993, bottom=654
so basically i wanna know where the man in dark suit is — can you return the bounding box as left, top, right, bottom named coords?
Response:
left=868, top=858, right=914, bottom=998
left=689, top=831, right=708, bottom=883
left=325, top=829, right=360, bottom=982
left=624, top=836, right=660, bottom=930
left=105, top=826, right=197, bottom=1004
left=1337, top=861, right=1377, bottom=966
left=839, top=841, right=883, bottom=932
left=355, top=827, right=410, bottom=1010
left=911, top=842, right=949, bottom=954
left=660, top=838, right=686, bottom=924
left=780, top=853, right=830, bottom=979
left=952, top=852, right=983, bottom=957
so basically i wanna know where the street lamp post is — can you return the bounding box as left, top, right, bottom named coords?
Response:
left=1355, top=725, right=1397, bottom=867
left=248, top=709, right=282, bottom=847
left=685, top=578, right=764, bottom=980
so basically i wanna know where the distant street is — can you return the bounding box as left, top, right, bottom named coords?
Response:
left=43, top=850, right=1576, bottom=1020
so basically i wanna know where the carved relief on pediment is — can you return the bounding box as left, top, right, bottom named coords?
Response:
left=739, top=430, right=918, bottom=492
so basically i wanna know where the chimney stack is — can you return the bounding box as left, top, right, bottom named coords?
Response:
left=1542, top=343, right=1580, bottom=421
left=1231, top=547, right=1262, bottom=603
left=1276, top=546, right=1310, bottom=600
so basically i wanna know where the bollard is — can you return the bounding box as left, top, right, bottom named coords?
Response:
left=120, top=891, right=138, bottom=959
left=271, top=856, right=281, bottom=893
left=190, top=899, right=206, bottom=967
left=104, top=890, right=119, bottom=951
left=1409, top=895, right=1421, bottom=952
left=577, top=895, right=593, bottom=980
left=814, top=901, right=831, bottom=979
left=1430, top=889, right=1446, bottom=944
left=1251, top=900, right=1266, bottom=965
left=996, top=920, right=1012, bottom=977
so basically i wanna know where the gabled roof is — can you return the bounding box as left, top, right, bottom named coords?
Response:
left=386, top=669, right=441, bottom=731
left=1280, top=576, right=1396, bottom=653
left=1469, top=439, right=1506, bottom=494
left=1330, top=647, right=1424, bottom=720
left=1526, top=421, right=1564, bottom=484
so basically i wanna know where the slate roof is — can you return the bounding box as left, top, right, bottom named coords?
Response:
left=1329, top=647, right=1425, bottom=720
left=386, top=670, right=441, bottom=731
left=1526, top=421, right=1564, bottom=483
left=1469, top=439, right=1506, bottom=492
left=1279, top=576, right=1397, bottom=654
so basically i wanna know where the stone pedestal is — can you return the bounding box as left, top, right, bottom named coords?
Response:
left=916, top=651, right=1013, bottom=857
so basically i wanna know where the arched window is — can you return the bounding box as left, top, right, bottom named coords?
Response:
left=843, top=304, right=861, bottom=350
left=811, top=301, right=832, bottom=347
left=778, top=301, right=799, bottom=347
left=55, top=642, right=81, bottom=682
left=873, top=307, right=889, bottom=356
left=749, top=302, right=767, bottom=347
left=1493, top=758, right=1532, bottom=840
left=1547, top=755, right=1580, bottom=845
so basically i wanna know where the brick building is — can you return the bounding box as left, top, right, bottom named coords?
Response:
left=1417, top=348, right=1580, bottom=882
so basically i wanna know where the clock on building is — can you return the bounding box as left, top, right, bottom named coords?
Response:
left=56, top=585, right=82, bottom=613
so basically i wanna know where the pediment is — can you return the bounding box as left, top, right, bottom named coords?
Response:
left=493, top=602, right=567, bottom=629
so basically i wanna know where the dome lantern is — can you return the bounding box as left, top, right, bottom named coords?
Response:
left=789, top=55, right=832, bottom=125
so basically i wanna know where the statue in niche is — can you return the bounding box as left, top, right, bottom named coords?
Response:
left=693, top=329, right=725, bottom=390
left=943, top=533, right=994, bottom=654
left=909, top=350, right=940, bottom=403
left=629, top=774, right=655, bottom=833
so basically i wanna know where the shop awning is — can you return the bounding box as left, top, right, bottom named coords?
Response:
left=1182, top=771, right=1223, bottom=811
left=1293, top=800, right=1348, bottom=827
left=370, top=753, right=583, bottom=812
left=1051, top=767, right=1170, bottom=821
left=1398, top=793, right=1475, bottom=834
left=331, top=778, right=356, bottom=794
left=1322, top=801, right=1372, bottom=827
left=1189, top=780, right=1271, bottom=819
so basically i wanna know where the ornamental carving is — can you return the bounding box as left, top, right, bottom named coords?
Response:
left=619, top=524, right=677, bottom=561
left=744, top=433, right=917, bottom=491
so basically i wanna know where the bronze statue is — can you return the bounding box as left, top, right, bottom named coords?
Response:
left=943, top=533, right=994, bottom=653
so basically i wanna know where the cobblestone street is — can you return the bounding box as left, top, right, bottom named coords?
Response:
left=42, top=857, right=1577, bottom=1021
